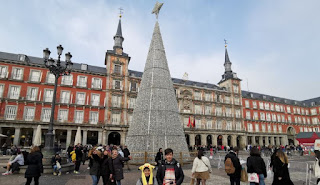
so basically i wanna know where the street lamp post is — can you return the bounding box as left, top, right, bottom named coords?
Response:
left=42, top=45, right=73, bottom=155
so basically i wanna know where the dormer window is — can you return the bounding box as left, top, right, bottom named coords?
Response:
left=250, top=93, right=253, bottom=98
left=263, top=95, right=266, bottom=100
left=81, top=64, right=88, bottom=71
left=311, top=102, right=315, bottom=106
left=18, top=54, right=26, bottom=61
left=114, top=65, right=121, bottom=75
left=273, top=97, right=276, bottom=101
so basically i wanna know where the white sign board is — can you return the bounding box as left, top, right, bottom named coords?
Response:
left=314, top=139, right=320, bottom=150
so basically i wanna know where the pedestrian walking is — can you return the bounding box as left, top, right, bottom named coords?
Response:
left=74, top=145, right=83, bottom=174
left=25, top=146, right=43, bottom=185
left=191, top=150, right=212, bottom=185
left=314, top=150, right=320, bottom=184
left=155, top=148, right=163, bottom=167
left=136, top=163, right=158, bottom=185
left=156, top=148, right=184, bottom=185
left=109, top=149, right=132, bottom=185
left=271, top=150, right=293, bottom=185
left=224, top=147, right=241, bottom=185
left=247, top=147, right=267, bottom=185
left=88, top=147, right=103, bottom=185
left=51, top=153, right=62, bottom=176
left=123, top=146, right=131, bottom=171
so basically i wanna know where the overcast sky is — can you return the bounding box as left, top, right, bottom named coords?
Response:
left=1, top=0, right=319, bottom=101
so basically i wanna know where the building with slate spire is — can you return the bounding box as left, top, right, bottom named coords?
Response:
left=0, top=4, right=319, bottom=150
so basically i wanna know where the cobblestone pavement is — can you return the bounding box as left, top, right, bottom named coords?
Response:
left=0, top=156, right=314, bottom=185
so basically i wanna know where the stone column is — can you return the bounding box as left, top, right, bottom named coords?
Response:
left=105, top=131, right=110, bottom=145
left=190, top=133, right=195, bottom=147
left=13, top=128, right=21, bottom=146
left=231, top=135, right=237, bottom=148
left=212, top=135, right=217, bottom=147
left=270, top=136, right=275, bottom=146
left=265, top=136, right=270, bottom=146
left=222, top=135, right=228, bottom=146
left=259, top=136, right=263, bottom=146
left=252, top=136, right=256, bottom=146
left=98, top=131, right=103, bottom=145
left=240, top=136, right=247, bottom=149
left=276, top=137, right=280, bottom=146
left=281, top=135, right=288, bottom=146
left=120, top=132, right=126, bottom=146
left=66, top=129, right=72, bottom=147
left=82, top=130, right=87, bottom=145
left=102, top=130, right=107, bottom=145
left=201, top=134, right=207, bottom=146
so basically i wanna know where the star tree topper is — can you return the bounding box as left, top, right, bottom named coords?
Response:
left=152, top=1, right=164, bottom=19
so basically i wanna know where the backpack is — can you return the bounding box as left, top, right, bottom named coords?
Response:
left=225, top=157, right=235, bottom=174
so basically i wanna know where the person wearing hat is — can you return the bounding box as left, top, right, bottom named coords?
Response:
left=136, top=163, right=158, bottom=185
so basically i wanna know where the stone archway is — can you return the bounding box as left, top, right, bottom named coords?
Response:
left=287, top=127, right=296, bottom=145
left=207, top=135, right=212, bottom=146
left=237, top=136, right=241, bottom=147
left=217, top=135, right=223, bottom=146
left=108, top=132, right=121, bottom=145
left=195, top=134, right=201, bottom=146
left=185, top=134, right=190, bottom=146
left=227, top=135, right=232, bottom=146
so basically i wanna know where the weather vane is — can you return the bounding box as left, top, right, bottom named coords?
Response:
left=224, top=39, right=228, bottom=48
left=152, top=2, right=164, bottom=19
left=119, top=7, right=123, bottom=18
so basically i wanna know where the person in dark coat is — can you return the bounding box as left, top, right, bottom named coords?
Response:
left=123, top=146, right=131, bottom=171
left=67, top=144, right=73, bottom=163
left=88, top=147, right=103, bottom=185
left=155, top=148, right=163, bottom=167
left=224, top=147, right=241, bottom=185
left=74, top=145, right=83, bottom=174
left=272, top=150, right=293, bottom=185
left=156, top=148, right=184, bottom=185
left=101, top=149, right=112, bottom=185
left=109, top=149, right=131, bottom=185
left=25, top=146, right=43, bottom=185
left=247, top=147, right=267, bottom=185
left=51, top=153, right=62, bottom=176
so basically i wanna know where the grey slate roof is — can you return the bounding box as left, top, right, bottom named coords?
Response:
left=296, top=132, right=318, bottom=139
left=115, top=19, right=122, bottom=37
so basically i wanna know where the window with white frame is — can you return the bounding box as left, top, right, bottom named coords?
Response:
left=309, top=127, right=313, bottom=132
left=128, top=97, right=136, bottom=109
left=280, top=105, right=284, bottom=112
left=253, top=101, right=257, bottom=109
left=282, top=115, right=286, bottom=122
left=194, top=91, right=201, bottom=100
left=215, top=106, right=222, bottom=116
left=5, top=105, right=17, bottom=120
left=218, top=95, right=224, bottom=103
left=260, top=112, right=265, bottom=120
left=259, top=102, right=264, bottom=109
left=77, top=76, right=87, bottom=87
left=91, top=78, right=102, bottom=89
left=234, top=97, right=240, bottom=105
left=26, top=87, right=38, bottom=101
left=225, top=96, right=230, bottom=104
left=297, top=108, right=301, bottom=114
left=112, top=96, right=122, bottom=107
left=8, top=85, right=21, bottom=99
left=226, top=108, right=232, bottom=117
left=128, top=114, right=133, bottom=125
left=207, top=120, right=212, bottom=129
left=293, top=107, right=297, bottom=114
left=195, top=119, right=201, bottom=128
left=91, top=94, right=100, bottom=106
left=226, top=121, right=232, bottom=130
left=271, top=114, right=276, bottom=121
left=195, top=105, right=202, bottom=114
left=204, top=93, right=211, bottom=101
left=246, top=111, right=251, bottom=119
left=44, top=89, right=54, bottom=102
left=233, top=85, right=239, bottom=93
left=0, top=65, right=8, bottom=78
left=245, top=100, right=250, bottom=108
left=236, top=121, right=241, bottom=131
left=61, top=75, right=73, bottom=86
left=114, top=64, right=121, bottom=74
left=253, top=112, right=258, bottom=120
left=29, top=70, right=41, bottom=82
left=247, top=123, right=253, bottom=132
left=217, top=120, right=222, bottom=129
left=24, top=107, right=35, bottom=121
left=60, top=91, right=70, bottom=104
left=58, top=109, right=68, bottom=122
left=306, top=110, right=309, bottom=115
left=311, top=108, right=317, bottom=115
left=262, top=124, right=266, bottom=132
left=303, top=117, right=306, bottom=124
left=273, top=125, right=277, bottom=133
left=41, top=108, right=51, bottom=122
left=268, top=124, right=271, bottom=132
left=81, top=64, right=88, bottom=71
left=300, top=127, right=303, bottom=132
left=11, top=67, right=23, bottom=80
left=302, top=108, right=305, bottom=115
left=235, top=109, right=241, bottom=118
left=278, top=125, right=282, bottom=133
left=312, top=117, right=319, bottom=124
left=130, top=82, right=137, bottom=92
left=74, top=111, right=84, bottom=124
left=205, top=106, right=211, bottom=115
left=89, top=111, right=99, bottom=124
left=275, top=104, right=280, bottom=112
left=270, top=103, right=274, bottom=111
left=298, top=117, right=302, bottom=123
left=46, top=72, right=55, bottom=84
left=255, top=123, right=260, bottom=132
left=304, top=127, right=308, bottom=132
left=265, top=103, right=270, bottom=110
left=111, top=113, right=120, bottom=124
left=76, top=92, right=86, bottom=105
left=277, top=114, right=281, bottom=122
left=0, top=84, right=4, bottom=98
left=315, top=127, right=319, bottom=132
left=288, top=116, right=292, bottom=123
left=113, top=80, right=122, bottom=90
left=287, top=106, right=291, bottom=113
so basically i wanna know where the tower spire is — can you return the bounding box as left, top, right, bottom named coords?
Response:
left=113, top=8, right=124, bottom=52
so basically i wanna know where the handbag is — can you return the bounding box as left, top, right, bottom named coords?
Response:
left=56, top=161, right=61, bottom=170
left=240, top=167, right=248, bottom=182
left=248, top=173, right=259, bottom=183
left=200, top=158, right=211, bottom=173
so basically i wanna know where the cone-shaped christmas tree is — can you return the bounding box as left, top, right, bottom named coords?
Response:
left=126, top=7, right=189, bottom=159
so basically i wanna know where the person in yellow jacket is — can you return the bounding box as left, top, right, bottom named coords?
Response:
left=70, top=150, right=76, bottom=163
left=136, top=163, right=158, bottom=185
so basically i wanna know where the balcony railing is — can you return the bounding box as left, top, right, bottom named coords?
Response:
left=91, top=101, right=100, bottom=106
left=29, top=76, right=41, bottom=83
